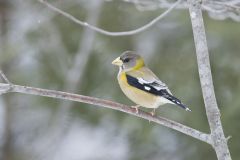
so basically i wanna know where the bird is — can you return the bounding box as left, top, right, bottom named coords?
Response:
left=112, top=51, right=191, bottom=115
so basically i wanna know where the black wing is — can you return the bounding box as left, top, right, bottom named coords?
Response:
left=126, top=74, right=190, bottom=111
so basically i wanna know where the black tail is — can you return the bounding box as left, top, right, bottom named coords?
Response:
left=159, top=89, right=191, bottom=111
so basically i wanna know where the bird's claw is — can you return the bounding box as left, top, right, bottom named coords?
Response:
left=131, top=105, right=140, bottom=114
left=150, top=108, right=156, bottom=116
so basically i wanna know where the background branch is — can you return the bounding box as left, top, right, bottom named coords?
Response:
left=43, top=1, right=103, bottom=158
left=120, top=0, right=240, bottom=21
left=38, top=0, right=181, bottom=36
left=0, top=82, right=211, bottom=144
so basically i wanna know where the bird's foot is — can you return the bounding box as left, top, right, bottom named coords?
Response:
left=150, top=108, right=156, bottom=116
left=131, top=105, right=140, bottom=114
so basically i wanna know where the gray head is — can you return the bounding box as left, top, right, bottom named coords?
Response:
left=112, top=51, right=145, bottom=71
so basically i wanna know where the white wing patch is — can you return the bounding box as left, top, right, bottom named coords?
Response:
left=137, top=78, right=152, bottom=91
left=152, top=85, right=162, bottom=91
left=138, top=78, right=148, bottom=84
left=144, top=86, right=151, bottom=91
left=137, top=77, right=167, bottom=91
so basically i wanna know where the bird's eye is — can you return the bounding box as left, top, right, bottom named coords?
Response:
left=123, top=58, right=130, bottom=63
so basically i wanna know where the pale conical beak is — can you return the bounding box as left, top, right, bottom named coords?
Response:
left=112, top=57, right=123, bottom=66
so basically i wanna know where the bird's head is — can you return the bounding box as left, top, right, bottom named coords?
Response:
left=112, top=51, right=145, bottom=71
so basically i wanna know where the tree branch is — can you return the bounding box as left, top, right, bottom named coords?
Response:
left=37, top=0, right=182, bottom=36
left=188, top=0, right=232, bottom=159
left=0, top=82, right=211, bottom=144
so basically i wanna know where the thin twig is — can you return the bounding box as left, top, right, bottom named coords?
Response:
left=123, top=0, right=188, bottom=11
left=38, top=0, right=182, bottom=36
left=226, top=136, right=232, bottom=142
left=0, top=82, right=211, bottom=144
left=0, top=70, right=11, bottom=84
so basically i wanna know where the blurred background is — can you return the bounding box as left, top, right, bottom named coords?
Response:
left=0, top=0, right=240, bottom=160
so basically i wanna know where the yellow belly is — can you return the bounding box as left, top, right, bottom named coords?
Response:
left=118, top=72, right=161, bottom=108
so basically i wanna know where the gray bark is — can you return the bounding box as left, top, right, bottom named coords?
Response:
left=0, top=82, right=211, bottom=144
left=188, top=0, right=231, bottom=160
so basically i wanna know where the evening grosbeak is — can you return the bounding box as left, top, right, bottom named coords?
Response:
left=112, top=51, right=191, bottom=115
